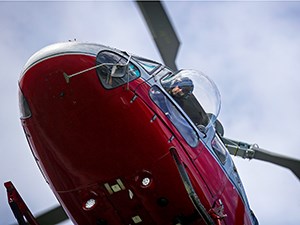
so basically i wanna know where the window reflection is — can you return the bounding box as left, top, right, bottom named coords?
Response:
left=132, top=56, right=161, bottom=74
left=96, top=51, right=140, bottom=89
left=149, top=85, right=198, bottom=147
left=211, top=135, right=228, bottom=164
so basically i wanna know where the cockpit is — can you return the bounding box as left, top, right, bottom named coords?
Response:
left=161, top=69, right=221, bottom=132
left=149, top=69, right=221, bottom=148
left=95, top=50, right=221, bottom=137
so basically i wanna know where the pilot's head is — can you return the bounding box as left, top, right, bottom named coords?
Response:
left=169, top=77, right=194, bottom=99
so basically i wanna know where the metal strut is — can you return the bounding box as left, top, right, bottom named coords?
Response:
left=5, top=181, right=39, bottom=225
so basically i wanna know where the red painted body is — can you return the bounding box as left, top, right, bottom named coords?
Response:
left=18, top=42, right=256, bottom=225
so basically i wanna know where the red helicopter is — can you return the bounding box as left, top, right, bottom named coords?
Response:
left=11, top=39, right=260, bottom=225
left=5, top=1, right=300, bottom=225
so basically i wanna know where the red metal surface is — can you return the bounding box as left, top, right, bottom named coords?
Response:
left=5, top=181, right=39, bottom=225
left=18, top=48, right=253, bottom=224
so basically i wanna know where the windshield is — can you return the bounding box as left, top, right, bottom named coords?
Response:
left=132, top=56, right=161, bottom=74
left=161, top=70, right=221, bottom=130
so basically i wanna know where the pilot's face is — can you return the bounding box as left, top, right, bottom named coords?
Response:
left=171, top=86, right=184, bottom=97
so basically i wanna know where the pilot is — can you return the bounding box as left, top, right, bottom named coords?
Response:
left=166, top=77, right=209, bottom=127
left=167, top=77, right=194, bottom=100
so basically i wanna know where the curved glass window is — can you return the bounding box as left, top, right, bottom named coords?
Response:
left=161, top=70, right=221, bottom=131
left=149, top=85, right=198, bottom=147
left=96, top=51, right=140, bottom=89
left=211, top=135, right=228, bottom=164
left=19, top=89, right=31, bottom=119
left=132, top=56, right=161, bottom=74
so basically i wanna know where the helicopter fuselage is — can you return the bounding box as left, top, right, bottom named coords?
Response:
left=19, top=42, right=256, bottom=225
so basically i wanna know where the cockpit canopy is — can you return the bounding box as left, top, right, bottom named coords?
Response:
left=161, top=70, right=221, bottom=130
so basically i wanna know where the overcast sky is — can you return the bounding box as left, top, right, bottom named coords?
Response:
left=0, top=1, right=300, bottom=225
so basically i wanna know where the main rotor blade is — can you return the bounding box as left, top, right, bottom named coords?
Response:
left=222, top=137, right=300, bottom=180
left=136, top=0, right=180, bottom=71
left=251, top=146, right=300, bottom=181
left=10, top=205, right=68, bottom=225
left=35, top=205, right=68, bottom=225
